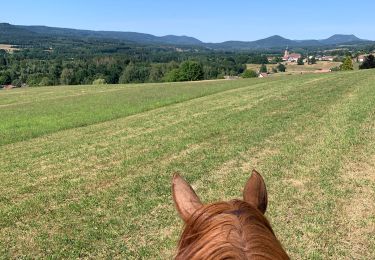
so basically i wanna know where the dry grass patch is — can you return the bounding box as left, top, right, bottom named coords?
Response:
left=337, top=120, right=375, bottom=259
left=285, top=61, right=342, bottom=72
left=247, top=61, right=342, bottom=76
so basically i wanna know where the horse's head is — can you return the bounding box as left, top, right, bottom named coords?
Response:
left=172, top=170, right=289, bottom=259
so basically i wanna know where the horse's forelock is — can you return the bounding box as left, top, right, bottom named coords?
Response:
left=176, top=200, right=288, bottom=260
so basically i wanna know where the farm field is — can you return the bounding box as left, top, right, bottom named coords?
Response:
left=1, top=70, right=375, bottom=259
left=0, top=44, right=19, bottom=53
left=247, top=61, right=342, bottom=75
left=283, top=61, right=342, bottom=72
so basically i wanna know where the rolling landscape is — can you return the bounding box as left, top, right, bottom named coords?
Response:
left=1, top=22, right=374, bottom=88
left=1, top=1, right=375, bottom=259
left=1, top=70, right=375, bottom=258
left=0, top=22, right=373, bottom=50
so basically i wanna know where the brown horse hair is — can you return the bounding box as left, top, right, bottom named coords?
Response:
left=172, top=171, right=289, bottom=259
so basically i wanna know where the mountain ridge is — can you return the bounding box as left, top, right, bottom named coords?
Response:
left=0, top=22, right=372, bottom=50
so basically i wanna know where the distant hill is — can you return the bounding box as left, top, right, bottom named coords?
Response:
left=209, top=35, right=297, bottom=50
left=0, top=23, right=40, bottom=43
left=320, top=34, right=364, bottom=45
left=208, top=35, right=370, bottom=50
left=158, top=35, right=202, bottom=45
left=252, top=35, right=295, bottom=48
left=18, top=25, right=204, bottom=45
left=0, top=23, right=203, bottom=46
left=0, top=22, right=372, bottom=50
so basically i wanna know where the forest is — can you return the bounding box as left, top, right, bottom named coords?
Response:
left=0, top=36, right=273, bottom=87
left=1, top=26, right=374, bottom=87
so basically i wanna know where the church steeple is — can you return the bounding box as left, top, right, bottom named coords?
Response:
left=284, top=46, right=289, bottom=58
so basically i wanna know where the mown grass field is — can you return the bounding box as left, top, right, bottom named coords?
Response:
left=1, top=70, right=375, bottom=259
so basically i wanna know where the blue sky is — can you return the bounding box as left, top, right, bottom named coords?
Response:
left=1, top=0, right=374, bottom=42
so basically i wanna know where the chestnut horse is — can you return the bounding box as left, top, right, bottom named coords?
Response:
left=172, top=170, right=289, bottom=259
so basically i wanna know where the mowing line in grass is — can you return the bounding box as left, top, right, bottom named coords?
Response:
left=0, top=70, right=374, bottom=258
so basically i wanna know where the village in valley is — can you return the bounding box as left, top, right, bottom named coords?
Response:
left=247, top=47, right=375, bottom=78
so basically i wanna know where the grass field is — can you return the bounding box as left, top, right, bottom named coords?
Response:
left=1, top=70, right=375, bottom=259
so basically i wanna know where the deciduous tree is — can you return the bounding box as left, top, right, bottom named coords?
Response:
left=242, top=69, right=258, bottom=78
left=359, top=55, right=375, bottom=69
left=340, top=56, right=353, bottom=71
left=310, top=56, right=316, bottom=64
left=179, top=61, right=204, bottom=81
left=60, top=68, right=75, bottom=85
left=259, top=64, right=267, bottom=73
left=277, top=63, right=286, bottom=72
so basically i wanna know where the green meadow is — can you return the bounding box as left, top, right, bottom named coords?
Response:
left=0, top=70, right=374, bottom=259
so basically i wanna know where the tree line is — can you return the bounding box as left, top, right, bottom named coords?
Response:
left=0, top=43, right=275, bottom=86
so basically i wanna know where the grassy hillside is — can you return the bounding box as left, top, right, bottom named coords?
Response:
left=0, top=79, right=280, bottom=146
left=0, top=71, right=374, bottom=259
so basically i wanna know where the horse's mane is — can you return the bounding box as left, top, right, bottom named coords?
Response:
left=176, top=200, right=288, bottom=260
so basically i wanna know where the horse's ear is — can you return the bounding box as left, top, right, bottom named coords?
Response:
left=172, top=173, right=203, bottom=222
left=243, top=170, right=268, bottom=214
